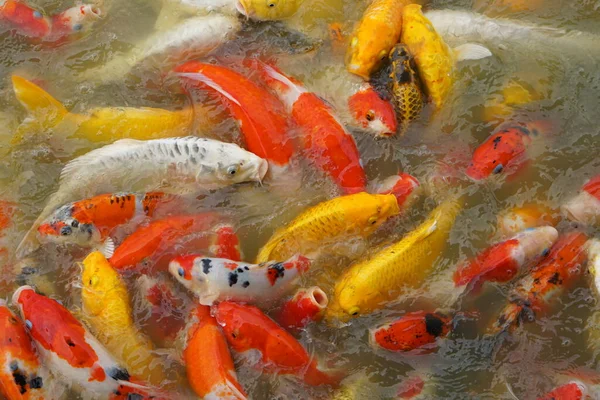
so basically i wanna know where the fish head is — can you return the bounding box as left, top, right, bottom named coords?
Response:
left=349, top=193, right=400, bottom=235
left=11, top=285, right=37, bottom=316
left=348, top=86, right=397, bottom=137
left=81, top=251, right=118, bottom=316
left=237, top=0, right=303, bottom=21
left=210, top=147, right=269, bottom=186
left=37, top=216, right=100, bottom=246
left=213, top=302, right=260, bottom=352
left=53, top=4, right=103, bottom=34
left=512, top=226, right=559, bottom=265
left=168, top=255, right=199, bottom=291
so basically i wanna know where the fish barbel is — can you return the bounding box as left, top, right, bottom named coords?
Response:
left=326, top=198, right=462, bottom=322
left=255, top=192, right=400, bottom=263
left=16, top=137, right=267, bottom=258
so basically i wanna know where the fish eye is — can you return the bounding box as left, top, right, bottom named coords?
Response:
left=268, top=2, right=275, bottom=7
left=348, top=307, right=360, bottom=316
left=60, top=226, right=72, bottom=236
left=73, top=23, right=83, bottom=31
left=227, top=165, right=239, bottom=176
left=366, top=111, right=375, bottom=122
left=368, top=216, right=378, bottom=225
left=178, top=267, right=185, bottom=277
left=492, top=164, right=504, bottom=174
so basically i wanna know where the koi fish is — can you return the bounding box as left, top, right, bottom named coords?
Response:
left=249, top=60, right=367, bottom=193
left=497, top=203, right=560, bottom=236
left=37, top=192, right=169, bottom=258
left=537, top=381, right=587, bottom=400
left=210, top=224, right=242, bottom=261
left=174, top=62, right=295, bottom=181
left=81, top=252, right=169, bottom=387
left=184, top=305, right=247, bottom=400
left=492, top=232, right=588, bottom=333
left=16, top=137, right=267, bottom=259
left=255, top=192, right=399, bottom=263
left=213, top=301, right=341, bottom=387
left=388, top=44, right=424, bottom=135
left=372, top=172, right=420, bottom=210
left=277, top=286, right=328, bottom=330
left=562, top=174, right=600, bottom=226
left=587, top=239, right=600, bottom=299
left=169, top=254, right=310, bottom=305
left=12, top=286, right=149, bottom=398
left=401, top=4, right=491, bottom=110
left=369, top=311, right=453, bottom=353
left=346, top=0, right=408, bottom=79
left=0, top=301, right=46, bottom=400
left=326, top=199, right=462, bottom=321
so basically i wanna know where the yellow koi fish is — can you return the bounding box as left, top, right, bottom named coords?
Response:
left=401, top=4, right=491, bottom=110
left=326, top=198, right=462, bottom=321
left=80, top=251, right=169, bottom=387
left=255, top=192, right=400, bottom=263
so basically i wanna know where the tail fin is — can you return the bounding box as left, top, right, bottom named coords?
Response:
left=11, top=75, right=68, bottom=144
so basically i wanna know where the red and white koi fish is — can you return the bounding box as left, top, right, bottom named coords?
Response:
left=214, top=301, right=341, bottom=387
left=249, top=60, right=367, bottom=194
left=0, top=301, right=46, bottom=400
left=492, top=232, right=588, bottom=333
left=11, top=286, right=152, bottom=398
left=184, top=305, right=247, bottom=400
left=277, top=286, right=328, bottom=330
left=0, top=1, right=102, bottom=43
left=372, top=172, right=420, bottom=209
left=537, top=381, right=587, bottom=400
left=169, top=254, right=310, bottom=305
left=37, top=192, right=169, bottom=258
left=174, top=61, right=296, bottom=182
left=210, top=224, right=242, bottom=261
left=347, top=84, right=397, bottom=137
left=562, top=174, right=600, bottom=226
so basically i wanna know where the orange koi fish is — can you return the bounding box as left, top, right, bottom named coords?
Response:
left=562, top=174, right=600, bottom=226
left=537, top=381, right=587, bottom=400
left=347, top=85, right=397, bottom=137
left=0, top=301, right=46, bottom=400
left=37, top=192, right=169, bottom=258
left=369, top=311, right=453, bottom=353
left=248, top=60, right=366, bottom=194
left=372, top=172, right=420, bottom=209
left=277, top=286, right=328, bottom=330
left=214, top=301, right=341, bottom=387
left=12, top=286, right=152, bottom=398
left=497, top=203, right=560, bottom=236
left=492, top=232, right=588, bottom=333
left=184, top=305, right=247, bottom=400
left=174, top=62, right=295, bottom=181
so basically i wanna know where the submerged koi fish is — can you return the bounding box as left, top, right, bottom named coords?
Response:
left=492, top=232, right=588, bottom=333
left=256, top=192, right=399, bottom=263
left=562, top=174, right=600, bottom=226
left=537, top=381, right=587, bottom=400
left=169, top=254, right=310, bottom=305
left=214, top=301, right=341, bottom=387
left=497, top=203, right=560, bottom=236
left=184, top=305, right=247, bottom=400
left=37, top=192, right=169, bottom=258
left=277, top=286, right=328, bottom=330
left=12, top=286, right=150, bottom=398
left=0, top=301, right=46, bottom=400
left=175, top=62, right=296, bottom=181
left=250, top=60, right=366, bottom=193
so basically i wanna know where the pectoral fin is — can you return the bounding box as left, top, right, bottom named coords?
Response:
left=453, top=43, right=492, bottom=61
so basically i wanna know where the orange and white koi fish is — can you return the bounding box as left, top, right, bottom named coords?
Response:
left=277, top=286, right=328, bottom=330
left=492, top=232, right=588, bottom=333
left=0, top=301, right=46, bottom=400
left=372, top=172, right=420, bottom=209
left=562, top=174, right=600, bottom=226
left=497, top=203, right=560, bottom=236
left=184, top=305, right=247, bottom=400
left=37, top=192, right=169, bottom=258
left=369, top=311, right=453, bottom=353
left=169, top=254, right=310, bottom=305
left=0, top=1, right=102, bottom=43
left=537, top=381, right=587, bottom=400
left=174, top=62, right=296, bottom=181
left=214, top=301, right=341, bottom=387
left=12, top=286, right=151, bottom=398
left=249, top=60, right=366, bottom=194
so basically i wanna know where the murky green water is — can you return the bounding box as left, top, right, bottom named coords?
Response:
left=1, top=0, right=600, bottom=398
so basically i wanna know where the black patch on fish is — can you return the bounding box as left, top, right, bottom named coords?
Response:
left=237, top=268, right=244, bottom=273
left=547, top=272, right=562, bottom=285
left=492, top=135, right=502, bottom=149
left=12, top=368, right=28, bottom=394
left=127, top=394, right=144, bottom=400
left=201, top=259, right=212, bottom=274
left=228, top=272, right=238, bottom=287
left=109, top=368, right=130, bottom=382
left=267, top=263, right=285, bottom=285
left=424, top=313, right=445, bottom=337
left=30, top=376, right=43, bottom=389
left=242, top=281, right=250, bottom=288
left=244, top=266, right=249, bottom=271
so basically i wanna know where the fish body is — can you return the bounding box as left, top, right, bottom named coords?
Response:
left=497, top=203, right=560, bottom=236
left=16, top=137, right=267, bottom=258
left=493, top=232, right=588, bottom=332
left=250, top=61, right=366, bottom=193
left=586, top=239, right=600, bottom=300
left=81, top=252, right=167, bottom=387
left=0, top=302, right=46, bottom=400
left=37, top=192, right=168, bottom=258
left=214, top=301, right=340, bottom=387
left=537, top=381, right=587, bottom=400
left=184, top=305, right=247, bottom=400
left=369, top=311, right=452, bottom=353
left=388, top=44, right=423, bottom=135
left=346, top=0, right=408, bottom=79
left=372, top=172, right=420, bottom=209
left=12, top=286, right=145, bottom=398
left=256, top=192, right=400, bottom=263
left=169, top=254, right=310, bottom=305
left=278, top=286, right=328, bottom=330
left=453, top=226, right=558, bottom=290
left=327, top=199, right=462, bottom=321
left=562, top=174, right=600, bottom=226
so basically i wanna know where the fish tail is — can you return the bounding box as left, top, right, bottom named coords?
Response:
left=11, top=75, right=68, bottom=144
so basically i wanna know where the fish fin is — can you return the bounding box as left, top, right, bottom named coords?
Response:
left=453, top=43, right=492, bottom=61
left=176, top=72, right=243, bottom=108
left=99, top=238, right=115, bottom=259
left=197, top=289, right=220, bottom=306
